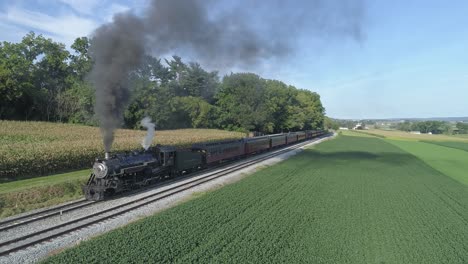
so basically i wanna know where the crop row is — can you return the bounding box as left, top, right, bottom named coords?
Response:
left=0, top=121, right=243, bottom=180
left=44, top=136, right=468, bottom=263
left=422, top=140, right=468, bottom=152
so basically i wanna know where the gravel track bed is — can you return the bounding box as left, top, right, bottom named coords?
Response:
left=0, top=134, right=334, bottom=264
left=0, top=199, right=88, bottom=225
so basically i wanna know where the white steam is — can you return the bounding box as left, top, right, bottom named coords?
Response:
left=140, top=117, right=155, bottom=150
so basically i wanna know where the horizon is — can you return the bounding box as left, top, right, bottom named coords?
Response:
left=1, top=0, right=467, bottom=119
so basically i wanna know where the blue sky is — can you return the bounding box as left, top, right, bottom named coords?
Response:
left=1, top=0, right=467, bottom=119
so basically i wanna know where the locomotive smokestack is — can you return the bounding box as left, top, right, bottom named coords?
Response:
left=105, top=152, right=110, bottom=160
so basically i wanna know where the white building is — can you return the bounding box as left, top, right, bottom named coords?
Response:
left=353, top=123, right=364, bottom=130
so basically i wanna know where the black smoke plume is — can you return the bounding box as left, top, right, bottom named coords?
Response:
left=90, top=0, right=365, bottom=151
left=90, top=13, right=145, bottom=152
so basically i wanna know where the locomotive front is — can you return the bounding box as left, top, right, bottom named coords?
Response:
left=83, top=149, right=163, bottom=200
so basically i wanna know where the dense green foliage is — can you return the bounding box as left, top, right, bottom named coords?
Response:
left=323, top=117, right=340, bottom=130
left=0, top=33, right=93, bottom=123
left=44, top=136, right=468, bottom=263
left=456, top=122, right=468, bottom=133
left=1, top=32, right=324, bottom=133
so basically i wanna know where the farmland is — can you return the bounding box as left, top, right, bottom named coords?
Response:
left=422, top=140, right=468, bottom=152
left=0, top=120, right=244, bottom=181
left=44, top=135, right=468, bottom=263
left=386, top=140, right=468, bottom=185
left=0, top=121, right=243, bottom=218
left=354, top=129, right=468, bottom=141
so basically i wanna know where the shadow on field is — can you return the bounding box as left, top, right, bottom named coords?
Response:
left=301, top=150, right=415, bottom=165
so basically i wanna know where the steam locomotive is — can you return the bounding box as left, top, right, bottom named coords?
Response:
left=83, top=130, right=326, bottom=200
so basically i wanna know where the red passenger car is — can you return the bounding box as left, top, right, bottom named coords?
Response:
left=297, top=131, right=306, bottom=141
left=245, top=136, right=270, bottom=154
left=286, top=133, right=297, bottom=144
left=270, top=134, right=287, bottom=148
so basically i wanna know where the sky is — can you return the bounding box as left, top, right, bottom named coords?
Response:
left=0, top=0, right=467, bottom=119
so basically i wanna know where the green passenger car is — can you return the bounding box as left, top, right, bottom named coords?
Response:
left=174, top=150, right=204, bottom=172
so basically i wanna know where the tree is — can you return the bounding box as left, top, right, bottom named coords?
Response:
left=0, top=32, right=74, bottom=121
left=286, top=89, right=324, bottom=131
left=324, top=117, right=339, bottom=130
left=70, top=37, right=92, bottom=81
left=32, top=34, right=71, bottom=121
left=456, top=122, right=468, bottom=134
left=170, top=96, right=215, bottom=128
left=396, top=121, right=412, bottom=132
left=264, top=80, right=294, bottom=133
left=0, top=38, right=36, bottom=119
left=297, top=89, right=325, bottom=130
left=216, top=73, right=269, bottom=132
left=1, top=32, right=327, bottom=134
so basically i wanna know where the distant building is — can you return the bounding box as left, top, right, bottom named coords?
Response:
left=339, top=127, right=349, bottom=130
left=353, top=123, right=365, bottom=130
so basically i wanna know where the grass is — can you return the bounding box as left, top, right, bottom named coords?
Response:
left=0, top=169, right=90, bottom=218
left=0, top=169, right=90, bottom=194
left=0, top=120, right=243, bottom=180
left=43, top=136, right=468, bottom=263
left=0, top=178, right=86, bottom=219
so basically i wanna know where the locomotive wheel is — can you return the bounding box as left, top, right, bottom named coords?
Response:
left=93, top=192, right=102, bottom=201
left=87, top=189, right=104, bottom=201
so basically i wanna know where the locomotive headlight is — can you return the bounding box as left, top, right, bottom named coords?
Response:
left=93, top=162, right=108, bottom=179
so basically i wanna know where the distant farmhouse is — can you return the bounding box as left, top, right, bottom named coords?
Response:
left=353, top=123, right=365, bottom=130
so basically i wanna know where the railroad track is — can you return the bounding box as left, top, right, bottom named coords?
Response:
left=0, top=200, right=94, bottom=232
left=0, top=135, right=328, bottom=257
left=0, top=153, right=256, bottom=232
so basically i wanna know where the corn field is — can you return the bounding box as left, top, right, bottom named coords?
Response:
left=0, top=121, right=244, bottom=180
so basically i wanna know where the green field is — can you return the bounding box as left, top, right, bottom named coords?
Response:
left=44, top=135, right=468, bottom=263
left=349, top=129, right=468, bottom=142
left=422, top=140, right=468, bottom=152
left=387, top=140, right=468, bottom=185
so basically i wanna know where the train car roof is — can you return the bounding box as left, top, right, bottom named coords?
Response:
left=244, top=135, right=270, bottom=141
left=157, top=146, right=177, bottom=152
left=192, top=138, right=244, bottom=148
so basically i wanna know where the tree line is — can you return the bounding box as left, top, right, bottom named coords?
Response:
left=392, top=121, right=468, bottom=134
left=0, top=32, right=325, bottom=133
